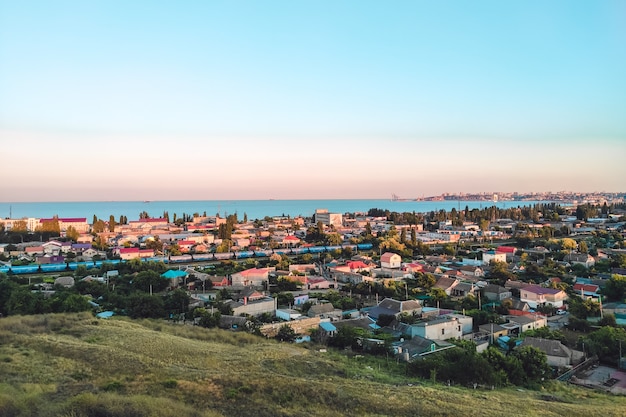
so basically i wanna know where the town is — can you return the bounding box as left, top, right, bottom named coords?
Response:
left=1, top=200, right=626, bottom=394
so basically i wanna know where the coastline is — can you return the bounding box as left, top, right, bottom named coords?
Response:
left=0, top=199, right=568, bottom=222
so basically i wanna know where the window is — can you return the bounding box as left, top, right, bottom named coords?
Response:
left=441, top=329, right=445, bottom=335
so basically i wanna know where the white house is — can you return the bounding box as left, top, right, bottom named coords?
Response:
left=380, top=252, right=402, bottom=269
left=482, top=251, right=507, bottom=265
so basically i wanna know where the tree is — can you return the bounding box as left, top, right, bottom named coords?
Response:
left=92, top=219, right=106, bottom=233
left=276, top=324, right=296, bottom=342
left=603, top=274, right=626, bottom=302
left=65, top=226, right=79, bottom=242
left=580, top=326, right=626, bottom=365
left=163, top=289, right=190, bottom=315
left=488, top=261, right=515, bottom=286
left=276, top=292, right=295, bottom=307
left=326, top=233, right=343, bottom=246
left=509, top=346, right=551, bottom=386
left=109, top=215, right=117, bottom=232
left=11, top=220, right=28, bottom=233
left=196, top=308, right=221, bottom=328
left=560, top=238, right=577, bottom=251
left=133, top=271, right=169, bottom=293
left=61, top=294, right=91, bottom=312
left=145, top=236, right=164, bottom=253
left=127, top=293, right=165, bottom=319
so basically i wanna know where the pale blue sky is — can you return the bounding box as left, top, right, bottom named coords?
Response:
left=1, top=1, right=625, bottom=201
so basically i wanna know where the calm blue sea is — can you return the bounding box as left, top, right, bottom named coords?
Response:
left=0, top=199, right=555, bottom=221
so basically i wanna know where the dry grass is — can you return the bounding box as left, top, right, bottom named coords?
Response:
left=0, top=313, right=625, bottom=417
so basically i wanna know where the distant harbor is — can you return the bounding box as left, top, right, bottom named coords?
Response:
left=0, top=199, right=562, bottom=222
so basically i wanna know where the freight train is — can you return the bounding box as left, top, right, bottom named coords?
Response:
left=0, top=243, right=373, bottom=275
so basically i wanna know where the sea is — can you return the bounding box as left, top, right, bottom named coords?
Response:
left=0, top=199, right=558, bottom=221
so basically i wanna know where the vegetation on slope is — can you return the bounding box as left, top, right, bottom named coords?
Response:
left=1, top=313, right=625, bottom=417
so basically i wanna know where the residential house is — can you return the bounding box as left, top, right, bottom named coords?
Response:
left=496, top=246, right=517, bottom=260
left=504, top=314, right=547, bottom=334
left=520, top=285, right=567, bottom=309
left=447, top=313, right=474, bottom=335
left=306, top=276, right=331, bottom=290
left=367, top=298, right=422, bottom=320
left=380, top=252, right=402, bottom=269
left=71, top=243, right=92, bottom=255
left=208, top=275, right=229, bottom=287
left=459, top=265, right=484, bottom=278
left=81, top=248, right=102, bottom=259
left=281, top=235, right=301, bottom=247
left=307, top=302, right=341, bottom=319
left=407, top=316, right=465, bottom=341
left=117, top=247, right=154, bottom=260
left=318, top=321, right=337, bottom=342
left=344, top=260, right=373, bottom=273
left=403, top=263, right=424, bottom=274
left=483, top=251, right=507, bottom=265
left=161, top=270, right=187, bottom=288
left=573, top=283, right=600, bottom=300
left=422, top=265, right=443, bottom=275
left=42, top=241, right=64, bottom=255
left=293, top=294, right=309, bottom=306
left=227, top=288, right=276, bottom=317
left=520, top=337, right=582, bottom=367
left=568, top=253, right=596, bottom=268
left=434, top=276, right=459, bottom=296
left=230, top=267, right=271, bottom=288
left=25, top=246, right=44, bottom=257
left=442, top=269, right=465, bottom=279
left=482, top=284, right=512, bottom=302
left=393, top=336, right=454, bottom=362
left=478, top=323, right=509, bottom=341
left=505, top=298, right=532, bottom=315
left=176, top=240, right=196, bottom=253
left=276, top=309, right=302, bottom=321
left=451, top=282, right=477, bottom=298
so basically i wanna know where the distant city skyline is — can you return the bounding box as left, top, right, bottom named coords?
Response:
left=1, top=1, right=625, bottom=202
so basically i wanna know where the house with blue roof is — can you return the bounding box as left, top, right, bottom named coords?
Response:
left=161, top=269, right=188, bottom=288
left=318, top=321, right=337, bottom=342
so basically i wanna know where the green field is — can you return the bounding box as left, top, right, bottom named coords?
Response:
left=0, top=313, right=624, bottom=417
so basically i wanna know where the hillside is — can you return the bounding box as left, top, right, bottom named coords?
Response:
left=0, top=313, right=625, bottom=417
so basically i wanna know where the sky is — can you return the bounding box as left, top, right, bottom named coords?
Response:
left=1, top=0, right=625, bottom=202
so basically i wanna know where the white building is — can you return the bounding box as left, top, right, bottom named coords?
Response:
left=380, top=252, right=402, bottom=269
left=482, top=251, right=506, bottom=265
left=314, top=209, right=343, bottom=228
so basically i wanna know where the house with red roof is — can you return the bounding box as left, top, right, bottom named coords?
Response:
left=116, top=247, right=155, bottom=260
left=573, top=283, right=600, bottom=300
left=281, top=235, right=301, bottom=247
left=403, top=263, right=424, bottom=274
left=176, top=240, right=196, bottom=253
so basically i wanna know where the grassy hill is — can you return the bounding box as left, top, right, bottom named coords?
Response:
left=0, top=313, right=625, bottom=417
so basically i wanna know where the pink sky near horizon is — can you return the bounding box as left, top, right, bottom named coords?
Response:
left=1, top=129, right=623, bottom=202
